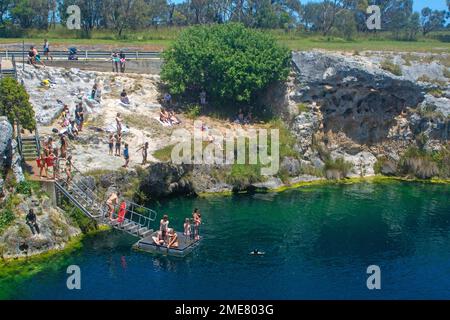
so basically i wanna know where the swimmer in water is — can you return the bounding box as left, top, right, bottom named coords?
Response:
left=250, top=249, right=265, bottom=255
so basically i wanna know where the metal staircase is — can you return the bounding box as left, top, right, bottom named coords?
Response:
left=55, top=162, right=157, bottom=239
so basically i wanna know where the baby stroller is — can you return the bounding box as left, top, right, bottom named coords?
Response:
left=68, top=47, right=78, bottom=60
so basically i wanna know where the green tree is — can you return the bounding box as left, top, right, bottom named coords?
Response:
left=161, top=23, right=290, bottom=107
left=0, top=77, right=36, bottom=131
left=420, top=8, right=446, bottom=35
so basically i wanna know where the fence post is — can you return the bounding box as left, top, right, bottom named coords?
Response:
left=136, top=51, right=138, bottom=60
left=85, top=50, right=88, bottom=61
left=5, top=50, right=8, bottom=59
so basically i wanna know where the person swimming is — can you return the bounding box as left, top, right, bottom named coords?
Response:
left=250, top=249, right=265, bottom=255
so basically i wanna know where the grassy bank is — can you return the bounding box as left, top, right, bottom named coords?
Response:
left=1, top=27, right=449, bottom=53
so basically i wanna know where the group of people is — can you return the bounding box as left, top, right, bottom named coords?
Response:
left=27, top=40, right=53, bottom=67
left=159, top=107, right=181, bottom=126
left=234, top=108, right=253, bottom=125
left=37, top=136, right=73, bottom=184
left=152, top=208, right=202, bottom=248
left=59, top=103, right=84, bottom=135
left=111, top=51, right=126, bottom=73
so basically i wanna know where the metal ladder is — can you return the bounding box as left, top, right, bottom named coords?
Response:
left=55, top=162, right=157, bottom=239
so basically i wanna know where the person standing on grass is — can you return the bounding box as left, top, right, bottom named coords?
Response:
left=122, top=143, right=130, bottom=168
left=43, top=39, right=53, bottom=61
left=136, top=142, right=149, bottom=165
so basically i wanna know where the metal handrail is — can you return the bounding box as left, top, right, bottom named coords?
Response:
left=56, top=159, right=158, bottom=230
left=0, top=50, right=161, bottom=60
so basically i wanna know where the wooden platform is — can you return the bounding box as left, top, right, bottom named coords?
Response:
left=24, top=160, right=56, bottom=182
left=133, top=231, right=202, bottom=257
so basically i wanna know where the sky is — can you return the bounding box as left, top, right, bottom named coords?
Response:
left=172, top=0, right=448, bottom=13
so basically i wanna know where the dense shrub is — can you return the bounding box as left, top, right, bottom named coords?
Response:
left=161, top=23, right=291, bottom=108
left=324, top=157, right=353, bottom=179
left=0, top=208, right=15, bottom=234
left=398, top=147, right=440, bottom=179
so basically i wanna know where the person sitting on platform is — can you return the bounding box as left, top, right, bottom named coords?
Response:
left=167, top=228, right=179, bottom=249
left=152, top=230, right=165, bottom=246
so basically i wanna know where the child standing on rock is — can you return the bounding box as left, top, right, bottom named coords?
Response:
left=122, top=143, right=130, bottom=168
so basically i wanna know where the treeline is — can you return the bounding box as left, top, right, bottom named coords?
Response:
left=0, top=0, right=449, bottom=40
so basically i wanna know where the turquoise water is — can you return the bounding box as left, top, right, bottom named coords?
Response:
left=2, top=181, right=450, bottom=299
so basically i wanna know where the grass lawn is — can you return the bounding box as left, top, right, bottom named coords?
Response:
left=1, top=27, right=449, bottom=53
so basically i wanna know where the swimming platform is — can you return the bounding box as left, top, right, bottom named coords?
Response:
left=133, top=231, right=202, bottom=257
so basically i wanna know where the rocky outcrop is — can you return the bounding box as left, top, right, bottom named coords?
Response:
left=0, top=193, right=81, bottom=259
left=0, top=117, right=24, bottom=189
left=138, top=163, right=195, bottom=199
left=292, top=51, right=425, bottom=144
left=289, top=51, right=449, bottom=179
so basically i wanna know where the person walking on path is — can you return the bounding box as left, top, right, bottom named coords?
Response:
left=43, top=39, right=53, bottom=60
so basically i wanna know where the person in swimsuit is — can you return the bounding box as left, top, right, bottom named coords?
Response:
left=183, top=218, right=191, bottom=237
left=108, top=134, right=115, bottom=156
left=136, top=142, right=148, bottom=165
left=65, top=155, right=73, bottom=184
left=106, top=191, right=119, bottom=220
left=160, top=215, right=169, bottom=233
left=116, top=113, right=122, bottom=135
left=60, top=134, right=68, bottom=159
left=115, top=133, right=122, bottom=156
left=152, top=230, right=165, bottom=246
left=192, top=208, right=202, bottom=240
left=38, top=152, right=47, bottom=178
left=167, top=229, right=179, bottom=249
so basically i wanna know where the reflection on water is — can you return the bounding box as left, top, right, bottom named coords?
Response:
left=1, top=181, right=449, bottom=299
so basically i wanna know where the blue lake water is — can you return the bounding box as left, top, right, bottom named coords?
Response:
left=2, top=181, right=450, bottom=299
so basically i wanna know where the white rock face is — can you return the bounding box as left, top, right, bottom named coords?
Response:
left=18, top=65, right=98, bottom=125
left=331, top=150, right=378, bottom=177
